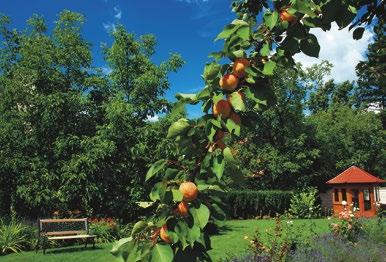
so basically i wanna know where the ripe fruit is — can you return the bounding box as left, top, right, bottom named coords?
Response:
left=160, top=225, right=172, bottom=243
left=179, top=182, right=198, bottom=202
left=216, top=140, right=226, bottom=150
left=233, top=58, right=250, bottom=77
left=229, top=112, right=241, bottom=125
left=280, top=9, right=296, bottom=23
left=213, top=100, right=232, bottom=119
left=215, top=130, right=225, bottom=141
left=177, top=201, right=189, bottom=217
left=219, top=74, right=239, bottom=92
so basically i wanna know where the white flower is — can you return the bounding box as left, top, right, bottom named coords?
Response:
left=327, top=217, right=332, bottom=220
left=341, top=201, right=347, bottom=206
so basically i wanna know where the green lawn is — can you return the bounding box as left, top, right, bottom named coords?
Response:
left=0, top=219, right=332, bottom=262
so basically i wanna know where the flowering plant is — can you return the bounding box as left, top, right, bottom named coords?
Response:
left=330, top=205, right=362, bottom=242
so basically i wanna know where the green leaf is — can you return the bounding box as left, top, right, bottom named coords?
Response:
left=146, top=159, right=167, bottom=181
left=232, top=49, right=244, bottom=59
left=149, top=182, right=166, bottom=201
left=353, top=27, right=364, bottom=40
left=260, top=43, right=270, bottom=56
left=231, top=19, right=249, bottom=26
left=175, top=93, right=198, bottom=104
left=110, top=237, right=134, bottom=257
left=203, top=62, right=221, bottom=81
left=235, top=26, right=250, bottom=41
left=172, top=189, right=183, bottom=202
left=167, top=118, right=190, bottom=138
left=212, top=153, right=225, bottom=180
left=165, top=168, right=179, bottom=179
left=299, top=34, right=320, bottom=58
left=186, top=225, right=201, bottom=247
left=110, top=237, right=136, bottom=261
left=262, top=60, right=276, bottom=75
left=228, top=92, right=246, bottom=111
left=151, top=244, right=174, bottom=262
left=131, top=221, right=148, bottom=236
left=226, top=118, right=240, bottom=136
left=174, top=222, right=189, bottom=250
left=190, top=204, right=210, bottom=229
left=321, top=0, right=340, bottom=24
left=215, top=24, right=237, bottom=41
left=348, top=5, right=357, bottom=14
left=281, top=36, right=300, bottom=55
left=263, top=11, right=278, bottom=30
left=223, top=147, right=235, bottom=164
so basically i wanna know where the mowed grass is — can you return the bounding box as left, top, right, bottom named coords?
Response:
left=0, top=219, right=332, bottom=262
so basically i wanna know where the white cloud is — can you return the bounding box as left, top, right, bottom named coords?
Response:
left=114, top=6, right=122, bottom=20
left=103, top=22, right=117, bottom=32
left=146, top=115, right=159, bottom=122
left=101, top=67, right=112, bottom=75
left=294, top=23, right=374, bottom=82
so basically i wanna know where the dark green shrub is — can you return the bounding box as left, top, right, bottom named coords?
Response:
left=226, top=190, right=292, bottom=219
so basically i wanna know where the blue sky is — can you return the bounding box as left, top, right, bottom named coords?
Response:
left=0, top=0, right=374, bottom=118
left=0, top=0, right=237, bottom=118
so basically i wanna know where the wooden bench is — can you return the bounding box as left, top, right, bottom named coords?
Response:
left=36, top=218, right=96, bottom=254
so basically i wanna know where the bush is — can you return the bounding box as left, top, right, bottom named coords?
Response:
left=0, top=219, right=34, bottom=255
left=226, top=190, right=292, bottom=219
left=361, top=218, right=386, bottom=244
left=288, top=187, right=321, bottom=218
left=89, top=218, right=119, bottom=243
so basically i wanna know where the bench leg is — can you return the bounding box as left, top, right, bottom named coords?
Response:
left=92, top=237, right=96, bottom=248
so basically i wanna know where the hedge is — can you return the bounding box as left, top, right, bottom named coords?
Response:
left=226, top=190, right=292, bottom=219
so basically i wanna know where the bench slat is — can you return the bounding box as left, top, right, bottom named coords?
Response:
left=44, top=230, right=86, bottom=236
left=40, top=218, right=87, bottom=223
left=47, top=234, right=96, bottom=240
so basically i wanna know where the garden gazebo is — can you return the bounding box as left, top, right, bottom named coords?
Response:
left=326, top=166, right=385, bottom=217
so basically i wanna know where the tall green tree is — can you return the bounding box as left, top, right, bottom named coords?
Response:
left=0, top=12, right=183, bottom=219
left=307, top=105, right=385, bottom=185
left=355, top=18, right=386, bottom=126
left=233, top=65, right=321, bottom=190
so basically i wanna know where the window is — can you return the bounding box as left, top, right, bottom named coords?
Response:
left=351, top=189, right=359, bottom=209
left=341, top=189, right=347, bottom=201
left=364, top=188, right=371, bottom=211
left=334, top=189, right=339, bottom=202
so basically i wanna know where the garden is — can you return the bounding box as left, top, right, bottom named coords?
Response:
left=0, top=0, right=385, bottom=261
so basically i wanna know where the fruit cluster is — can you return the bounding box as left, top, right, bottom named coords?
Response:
left=212, top=58, right=249, bottom=150
left=159, top=181, right=199, bottom=243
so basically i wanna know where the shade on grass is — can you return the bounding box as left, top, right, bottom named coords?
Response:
left=0, top=219, right=332, bottom=262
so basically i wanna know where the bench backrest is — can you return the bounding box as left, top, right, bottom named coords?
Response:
left=38, top=218, right=89, bottom=236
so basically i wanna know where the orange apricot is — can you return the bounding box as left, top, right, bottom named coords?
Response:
left=160, top=225, right=172, bottom=243
left=176, top=201, right=189, bottom=217
left=179, top=182, right=198, bottom=202
left=233, top=58, right=250, bottom=77
left=213, top=100, right=232, bottom=119
left=219, top=74, right=239, bottom=92
left=280, top=9, right=297, bottom=23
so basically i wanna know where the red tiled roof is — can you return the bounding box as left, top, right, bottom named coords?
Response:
left=326, top=166, right=386, bottom=184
